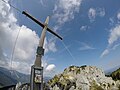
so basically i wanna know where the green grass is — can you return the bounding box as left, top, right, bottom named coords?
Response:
left=111, top=68, right=120, bottom=80
left=90, top=80, right=104, bottom=90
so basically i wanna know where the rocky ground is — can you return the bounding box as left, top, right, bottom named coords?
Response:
left=45, top=65, right=120, bottom=90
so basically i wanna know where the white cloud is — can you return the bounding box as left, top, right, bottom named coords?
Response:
left=44, top=38, right=57, bottom=54
left=8, top=61, right=31, bottom=74
left=117, top=12, right=120, bottom=20
left=80, top=25, right=90, bottom=31
left=53, top=0, right=82, bottom=25
left=108, top=25, right=120, bottom=45
left=42, top=59, right=57, bottom=77
left=39, top=0, right=46, bottom=7
left=109, top=12, right=120, bottom=25
left=100, top=49, right=109, bottom=58
left=51, top=0, right=83, bottom=63
left=88, top=8, right=96, bottom=22
left=109, top=17, right=115, bottom=25
left=45, top=64, right=56, bottom=71
left=0, top=0, right=57, bottom=75
left=112, top=43, right=120, bottom=50
left=88, top=8, right=105, bottom=22
left=98, top=8, right=105, bottom=17
left=0, top=0, right=40, bottom=74
left=101, top=25, right=120, bottom=57
left=79, top=42, right=95, bottom=51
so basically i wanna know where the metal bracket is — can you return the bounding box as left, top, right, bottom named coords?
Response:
left=37, top=46, right=44, bottom=56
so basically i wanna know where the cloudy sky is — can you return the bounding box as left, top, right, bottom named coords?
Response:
left=0, top=0, right=120, bottom=77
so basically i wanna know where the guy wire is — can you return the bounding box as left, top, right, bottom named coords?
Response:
left=1, top=0, right=22, bottom=13
left=10, top=27, right=21, bottom=80
left=1, top=0, right=22, bottom=81
left=61, top=41, right=75, bottom=61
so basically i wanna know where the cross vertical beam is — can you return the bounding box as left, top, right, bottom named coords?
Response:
left=22, top=11, right=62, bottom=90
left=30, top=16, right=49, bottom=90
left=35, top=16, right=49, bottom=67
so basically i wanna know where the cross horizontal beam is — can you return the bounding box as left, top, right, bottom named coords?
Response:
left=22, top=11, right=62, bottom=40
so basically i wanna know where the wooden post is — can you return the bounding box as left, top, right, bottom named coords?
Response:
left=22, top=11, right=62, bottom=90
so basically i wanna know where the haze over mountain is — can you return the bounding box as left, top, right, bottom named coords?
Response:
left=0, top=67, right=29, bottom=87
left=105, top=65, right=120, bottom=75
left=0, top=67, right=51, bottom=88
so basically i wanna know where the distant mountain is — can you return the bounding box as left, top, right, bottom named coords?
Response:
left=0, top=67, right=30, bottom=87
left=105, top=65, right=120, bottom=75
left=0, top=67, right=51, bottom=88
left=0, top=67, right=17, bottom=87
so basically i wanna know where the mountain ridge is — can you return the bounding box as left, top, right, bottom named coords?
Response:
left=105, top=65, right=120, bottom=75
left=46, top=65, right=120, bottom=90
left=0, top=67, right=30, bottom=87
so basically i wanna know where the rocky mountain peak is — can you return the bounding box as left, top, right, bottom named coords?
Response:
left=47, top=65, right=120, bottom=90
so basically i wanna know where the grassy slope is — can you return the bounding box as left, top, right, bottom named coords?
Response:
left=110, top=68, right=120, bottom=81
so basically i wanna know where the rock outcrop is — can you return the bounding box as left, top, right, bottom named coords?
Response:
left=47, top=65, right=120, bottom=90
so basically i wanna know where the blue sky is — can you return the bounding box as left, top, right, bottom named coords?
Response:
left=0, top=0, right=120, bottom=76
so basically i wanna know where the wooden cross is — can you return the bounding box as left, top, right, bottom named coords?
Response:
left=22, top=11, right=62, bottom=90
